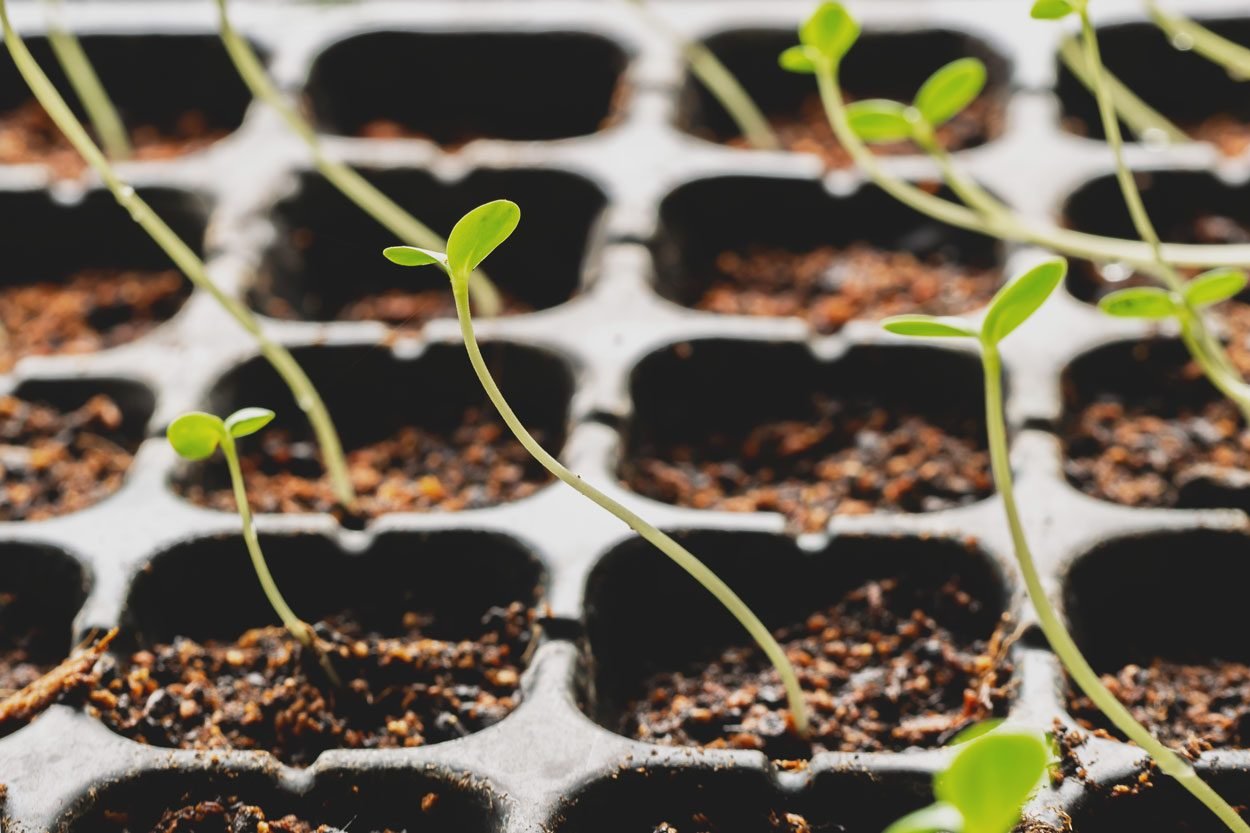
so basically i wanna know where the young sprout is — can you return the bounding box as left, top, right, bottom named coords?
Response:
left=1145, top=0, right=1250, bottom=83
left=883, top=259, right=1250, bottom=833
left=167, top=408, right=339, bottom=685
left=0, top=0, right=356, bottom=509
left=44, top=0, right=131, bottom=159
left=382, top=201, right=810, bottom=736
left=883, top=723, right=1049, bottom=833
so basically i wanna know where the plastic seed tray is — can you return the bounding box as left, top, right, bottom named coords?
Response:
left=0, top=1, right=1248, bottom=831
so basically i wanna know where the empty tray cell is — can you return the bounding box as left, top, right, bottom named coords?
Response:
left=67, top=767, right=498, bottom=832
left=305, top=30, right=627, bottom=145
left=1062, top=170, right=1250, bottom=306
left=1, top=377, right=153, bottom=521
left=1063, top=529, right=1250, bottom=751
left=1056, top=17, right=1250, bottom=156
left=252, top=168, right=605, bottom=328
left=92, top=530, right=542, bottom=765
left=620, top=340, right=991, bottom=532
left=1051, top=773, right=1250, bottom=833
left=678, top=28, right=1009, bottom=166
left=173, top=342, right=571, bottom=520
left=0, top=187, right=204, bottom=372
left=1061, top=338, right=1250, bottom=510
left=584, top=531, right=1010, bottom=757
left=553, top=766, right=933, bottom=833
left=0, top=34, right=255, bottom=175
left=653, top=176, right=1001, bottom=333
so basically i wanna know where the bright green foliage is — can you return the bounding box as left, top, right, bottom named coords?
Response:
left=446, top=200, right=521, bottom=279
left=1185, top=268, right=1248, bottom=308
left=778, top=45, right=817, bottom=74
left=1031, top=0, right=1079, bottom=19
left=915, top=58, right=987, bottom=126
left=882, top=315, right=977, bottom=339
left=167, top=412, right=225, bottom=461
left=980, top=259, right=1067, bottom=345
left=948, top=718, right=1006, bottom=746
left=1098, top=286, right=1179, bottom=319
left=798, top=2, right=859, bottom=65
left=224, top=407, right=275, bottom=439
left=884, top=803, right=964, bottom=833
left=846, top=99, right=915, bottom=142
left=381, top=246, right=445, bottom=268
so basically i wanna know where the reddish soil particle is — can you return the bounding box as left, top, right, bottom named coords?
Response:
left=724, top=94, right=1004, bottom=168
left=0, top=101, right=228, bottom=177
left=88, top=603, right=533, bottom=767
left=115, top=797, right=400, bottom=833
left=623, top=577, right=1012, bottom=759
left=0, top=268, right=186, bottom=371
left=651, top=814, right=812, bottom=833
left=693, top=243, right=998, bottom=334
left=177, top=407, right=552, bottom=517
left=0, top=394, right=135, bottom=520
left=623, top=398, right=991, bottom=533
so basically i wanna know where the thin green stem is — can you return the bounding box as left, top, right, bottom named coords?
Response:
left=1146, top=0, right=1250, bottom=82
left=449, top=278, right=809, bottom=736
left=45, top=1, right=131, bottom=159
left=0, top=2, right=357, bottom=508
left=215, top=0, right=501, bottom=316
left=982, top=344, right=1249, bottom=833
left=1058, top=34, right=1187, bottom=144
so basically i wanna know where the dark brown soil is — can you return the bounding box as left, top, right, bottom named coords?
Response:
left=692, top=243, right=998, bottom=334
left=0, top=590, right=60, bottom=694
left=724, top=94, right=1004, bottom=168
left=650, top=815, right=813, bottom=833
left=622, top=577, right=1012, bottom=759
left=623, top=398, right=991, bottom=533
left=1064, top=112, right=1250, bottom=159
left=177, top=407, right=552, bottom=517
left=0, top=394, right=135, bottom=520
left=88, top=602, right=533, bottom=767
left=0, top=100, right=228, bottom=177
left=0, top=268, right=187, bottom=371
left=105, top=797, right=404, bottom=833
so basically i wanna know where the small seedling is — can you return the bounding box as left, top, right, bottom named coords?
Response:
left=167, top=408, right=339, bottom=685
left=883, top=723, right=1049, bottom=833
left=43, top=0, right=131, bottom=159
left=382, top=201, right=811, bottom=736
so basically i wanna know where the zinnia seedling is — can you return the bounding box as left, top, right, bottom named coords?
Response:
left=382, top=200, right=810, bottom=736
left=167, top=408, right=339, bottom=685
left=883, top=259, right=1250, bottom=833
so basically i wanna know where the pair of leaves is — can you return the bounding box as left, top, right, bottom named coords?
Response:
left=384, top=200, right=521, bottom=282
left=846, top=58, right=988, bottom=144
left=1099, top=268, right=1248, bottom=320
left=884, top=258, right=1067, bottom=346
left=1030, top=0, right=1082, bottom=20
left=168, top=408, right=275, bottom=461
left=778, top=3, right=859, bottom=74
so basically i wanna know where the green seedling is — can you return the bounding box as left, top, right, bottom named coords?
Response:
left=0, top=0, right=356, bottom=509
left=883, top=724, right=1049, bottom=833
left=883, top=259, right=1250, bottom=833
left=44, top=0, right=131, bottom=159
left=1145, top=0, right=1250, bottom=82
left=382, top=200, right=810, bottom=736
left=167, top=408, right=339, bottom=685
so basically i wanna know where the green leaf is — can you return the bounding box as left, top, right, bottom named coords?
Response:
left=1030, top=0, right=1077, bottom=19
left=1098, top=287, right=1179, bottom=319
left=167, top=412, right=224, bottom=461
left=935, top=731, right=1048, bottom=833
left=798, top=3, right=860, bottom=65
left=846, top=100, right=915, bottom=143
left=446, top=200, right=520, bottom=280
left=383, top=245, right=447, bottom=268
left=981, top=258, right=1067, bottom=345
left=948, top=719, right=1005, bottom=746
left=778, top=45, right=817, bottom=74
left=224, top=407, right=276, bottom=439
left=883, top=802, right=964, bottom=833
left=882, top=315, right=977, bottom=339
left=1184, top=268, right=1248, bottom=308
left=915, top=58, right=987, bottom=127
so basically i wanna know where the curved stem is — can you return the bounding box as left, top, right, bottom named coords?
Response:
left=449, top=278, right=809, bottom=736
left=215, top=0, right=501, bottom=316
left=1058, top=34, right=1187, bottom=144
left=45, top=0, right=131, bottom=159
left=0, top=2, right=357, bottom=508
left=1146, top=0, right=1250, bottom=82
left=982, top=344, right=1249, bottom=833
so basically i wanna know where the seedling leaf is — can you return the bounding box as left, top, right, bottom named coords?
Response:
left=934, top=731, right=1049, bottom=833
left=225, top=407, right=276, bottom=439
left=446, top=200, right=520, bottom=280
left=168, top=412, right=224, bottom=461
left=846, top=99, right=914, bottom=143
left=779, top=45, right=818, bottom=74
left=915, top=58, right=987, bottom=126
left=981, top=258, right=1066, bottom=345
left=1030, top=0, right=1077, bottom=19
left=1097, top=287, right=1178, bottom=319
left=382, top=245, right=447, bottom=268
left=882, top=315, right=977, bottom=339
left=948, top=719, right=1005, bottom=746
left=883, top=802, right=964, bottom=833
left=1184, top=268, right=1248, bottom=308
left=798, top=3, right=860, bottom=65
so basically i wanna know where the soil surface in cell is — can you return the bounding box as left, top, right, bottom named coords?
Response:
left=650, top=816, right=814, bottom=833
left=692, top=243, right=998, bottom=333
left=0, top=268, right=186, bottom=371
left=88, top=602, right=533, bottom=766
left=178, top=406, right=552, bottom=517
left=622, top=576, right=1012, bottom=758
left=1065, top=112, right=1250, bottom=159
left=624, top=397, right=991, bottom=533
left=0, top=594, right=61, bottom=694
left=721, top=94, right=1003, bottom=167
left=0, top=101, right=228, bottom=176
left=0, top=393, right=135, bottom=520
left=105, top=797, right=415, bottom=833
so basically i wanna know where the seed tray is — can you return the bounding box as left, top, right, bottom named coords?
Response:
left=0, top=0, right=1248, bottom=830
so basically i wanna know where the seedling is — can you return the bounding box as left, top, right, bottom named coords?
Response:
left=43, top=0, right=131, bottom=159
left=1145, top=0, right=1250, bottom=82
left=382, top=200, right=810, bottom=736
left=883, top=259, right=1250, bottom=833
left=167, top=408, right=339, bottom=686
left=883, top=723, right=1049, bottom=833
